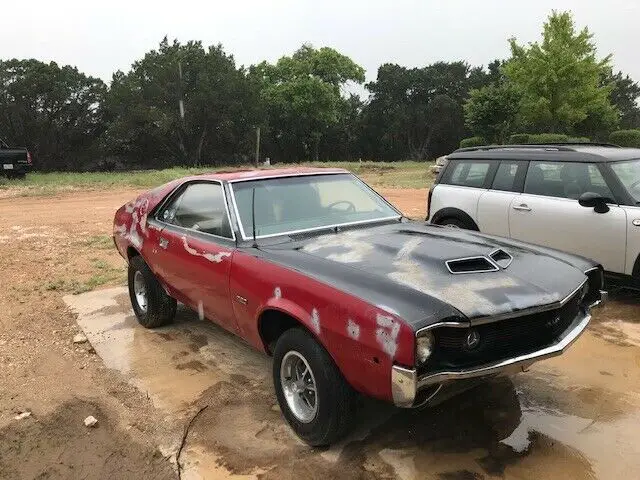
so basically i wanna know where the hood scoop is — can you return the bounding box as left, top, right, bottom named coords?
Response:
left=489, top=248, right=513, bottom=269
left=445, top=256, right=499, bottom=274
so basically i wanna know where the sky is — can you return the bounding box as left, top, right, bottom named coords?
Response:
left=2, top=0, right=639, bottom=92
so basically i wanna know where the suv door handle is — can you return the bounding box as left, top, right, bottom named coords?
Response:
left=159, top=238, right=169, bottom=249
left=513, top=204, right=532, bottom=212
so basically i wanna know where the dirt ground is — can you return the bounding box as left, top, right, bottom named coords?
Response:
left=1, top=186, right=639, bottom=480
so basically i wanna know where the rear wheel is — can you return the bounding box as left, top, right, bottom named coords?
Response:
left=128, top=256, right=176, bottom=328
left=438, top=217, right=469, bottom=229
left=273, top=328, right=356, bottom=446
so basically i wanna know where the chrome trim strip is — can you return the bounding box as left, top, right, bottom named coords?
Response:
left=445, top=255, right=500, bottom=274
left=228, top=173, right=402, bottom=241
left=153, top=179, right=237, bottom=242
left=416, top=320, right=470, bottom=335
left=416, top=311, right=591, bottom=389
left=228, top=170, right=346, bottom=183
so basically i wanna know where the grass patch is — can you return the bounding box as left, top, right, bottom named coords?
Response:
left=45, top=261, right=125, bottom=294
left=83, top=235, right=114, bottom=250
left=4, top=161, right=435, bottom=196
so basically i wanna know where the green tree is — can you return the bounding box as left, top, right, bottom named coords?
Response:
left=607, top=71, right=640, bottom=129
left=504, top=11, right=618, bottom=134
left=102, top=38, right=257, bottom=167
left=251, top=45, right=365, bottom=162
left=361, top=61, right=487, bottom=160
left=0, top=59, right=106, bottom=170
left=465, top=82, right=521, bottom=144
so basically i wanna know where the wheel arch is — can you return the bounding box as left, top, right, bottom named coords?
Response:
left=258, top=307, right=319, bottom=356
left=430, top=207, right=479, bottom=230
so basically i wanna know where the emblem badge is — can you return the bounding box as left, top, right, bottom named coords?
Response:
left=466, top=330, right=480, bottom=349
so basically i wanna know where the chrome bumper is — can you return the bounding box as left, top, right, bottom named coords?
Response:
left=391, top=310, right=592, bottom=408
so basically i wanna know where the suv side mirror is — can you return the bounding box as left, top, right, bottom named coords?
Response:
left=578, top=192, right=610, bottom=214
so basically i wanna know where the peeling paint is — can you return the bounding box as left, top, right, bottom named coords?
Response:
left=181, top=236, right=231, bottom=263
left=197, top=301, right=205, bottom=321
left=346, top=319, right=360, bottom=340
left=376, top=313, right=400, bottom=357
left=310, top=308, right=321, bottom=334
left=273, top=287, right=282, bottom=299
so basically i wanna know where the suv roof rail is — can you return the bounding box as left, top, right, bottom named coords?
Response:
left=455, top=142, right=621, bottom=153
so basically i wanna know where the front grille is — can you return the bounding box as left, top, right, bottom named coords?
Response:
left=425, top=291, right=582, bottom=371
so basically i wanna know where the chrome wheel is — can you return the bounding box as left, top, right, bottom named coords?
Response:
left=133, top=270, right=148, bottom=313
left=280, top=351, right=318, bottom=423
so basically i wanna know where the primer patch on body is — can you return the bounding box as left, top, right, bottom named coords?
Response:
left=273, top=287, right=282, bottom=299
left=346, top=319, right=360, bottom=340
left=181, top=236, right=231, bottom=263
left=303, top=231, right=374, bottom=264
left=389, top=237, right=520, bottom=317
left=310, top=308, right=321, bottom=334
left=376, top=313, right=400, bottom=357
left=197, top=300, right=205, bottom=321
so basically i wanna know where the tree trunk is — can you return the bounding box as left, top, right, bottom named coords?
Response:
left=195, top=127, right=207, bottom=167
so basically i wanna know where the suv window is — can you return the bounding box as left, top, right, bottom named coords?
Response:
left=160, top=182, right=233, bottom=238
left=524, top=161, right=615, bottom=201
left=492, top=161, right=524, bottom=192
left=441, top=161, right=492, bottom=188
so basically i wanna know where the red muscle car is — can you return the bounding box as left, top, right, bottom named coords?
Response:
left=113, top=167, right=605, bottom=446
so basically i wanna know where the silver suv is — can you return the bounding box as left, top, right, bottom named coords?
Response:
left=427, top=144, right=640, bottom=284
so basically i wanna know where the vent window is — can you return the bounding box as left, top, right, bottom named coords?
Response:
left=446, top=256, right=499, bottom=274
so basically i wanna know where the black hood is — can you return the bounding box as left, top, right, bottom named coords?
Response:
left=253, top=221, right=594, bottom=331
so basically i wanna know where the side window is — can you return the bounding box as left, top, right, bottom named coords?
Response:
left=525, top=161, right=615, bottom=201
left=492, top=161, right=522, bottom=192
left=159, top=183, right=233, bottom=238
left=442, top=161, right=492, bottom=188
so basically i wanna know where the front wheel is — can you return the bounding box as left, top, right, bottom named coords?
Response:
left=273, top=328, right=356, bottom=446
left=128, top=255, right=176, bottom=328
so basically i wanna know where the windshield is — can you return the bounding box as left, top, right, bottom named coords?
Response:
left=611, top=159, right=640, bottom=203
left=231, top=173, right=401, bottom=239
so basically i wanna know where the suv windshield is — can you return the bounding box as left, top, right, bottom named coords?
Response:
left=231, top=173, right=400, bottom=239
left=611, top=159, right=640, bottom=203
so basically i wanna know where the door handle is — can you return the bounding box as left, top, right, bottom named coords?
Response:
left=513, top=204, right=531, bottom=212
left=159, top=238, right=169, bottom=249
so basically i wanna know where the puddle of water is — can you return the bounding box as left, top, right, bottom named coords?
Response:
left=63, top=287, right=640, bottom=480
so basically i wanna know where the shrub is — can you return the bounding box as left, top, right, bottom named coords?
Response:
left=609, top=130, right=640, bottom=147
left=508, top=133, right=530, bottom=144
left=566, top=137, right=591, bottom=143
left=528, top=133, right=570, bottom=144
left=459, top=137, right=486, bottom=149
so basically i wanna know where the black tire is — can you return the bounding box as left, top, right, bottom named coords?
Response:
left=6, top=171, right=26, bottom=180
left=438, top=217, right=469, bottom=229
left=273, top=328, right=356, bottom=446
left=128, top=255, right=176, bottom=328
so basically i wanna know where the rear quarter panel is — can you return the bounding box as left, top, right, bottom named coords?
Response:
left=229, top=250, right=415, bottom=402
left=112, top=179, right=182, bottom=262
left=429, top=184, right=485, bottom=224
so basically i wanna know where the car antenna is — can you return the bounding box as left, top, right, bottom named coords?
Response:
left=251, top=186, right=257, bottom=247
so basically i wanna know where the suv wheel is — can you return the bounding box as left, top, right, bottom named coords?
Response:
left=438, top=217, right=469, bottom=229
left=273, top=328, right=356, bottom=446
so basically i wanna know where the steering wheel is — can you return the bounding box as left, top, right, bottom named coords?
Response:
left=327, top=200, right=356, bottom=213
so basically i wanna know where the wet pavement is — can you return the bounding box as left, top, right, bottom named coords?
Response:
left=64, top=288, right=640, bottom=480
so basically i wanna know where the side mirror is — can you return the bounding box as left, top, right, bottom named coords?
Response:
left=579, top=192, right=610, bottom=214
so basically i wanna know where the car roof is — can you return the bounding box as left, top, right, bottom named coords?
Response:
left=449, top=144, right=640, bottom=163
left=188, top=166, right=349, bottom=182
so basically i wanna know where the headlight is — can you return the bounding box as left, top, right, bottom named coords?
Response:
left=416, top=332, right=435, bottom=365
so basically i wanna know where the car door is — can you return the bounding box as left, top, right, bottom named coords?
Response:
left=509, top=161, right=626, bottom=273
left=477, top=160, right=527, bottom=237
left=155, top=181, right=238, bottom=332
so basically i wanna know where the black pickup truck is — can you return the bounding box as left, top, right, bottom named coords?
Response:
left=0, top=138, right=31, bottom=179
